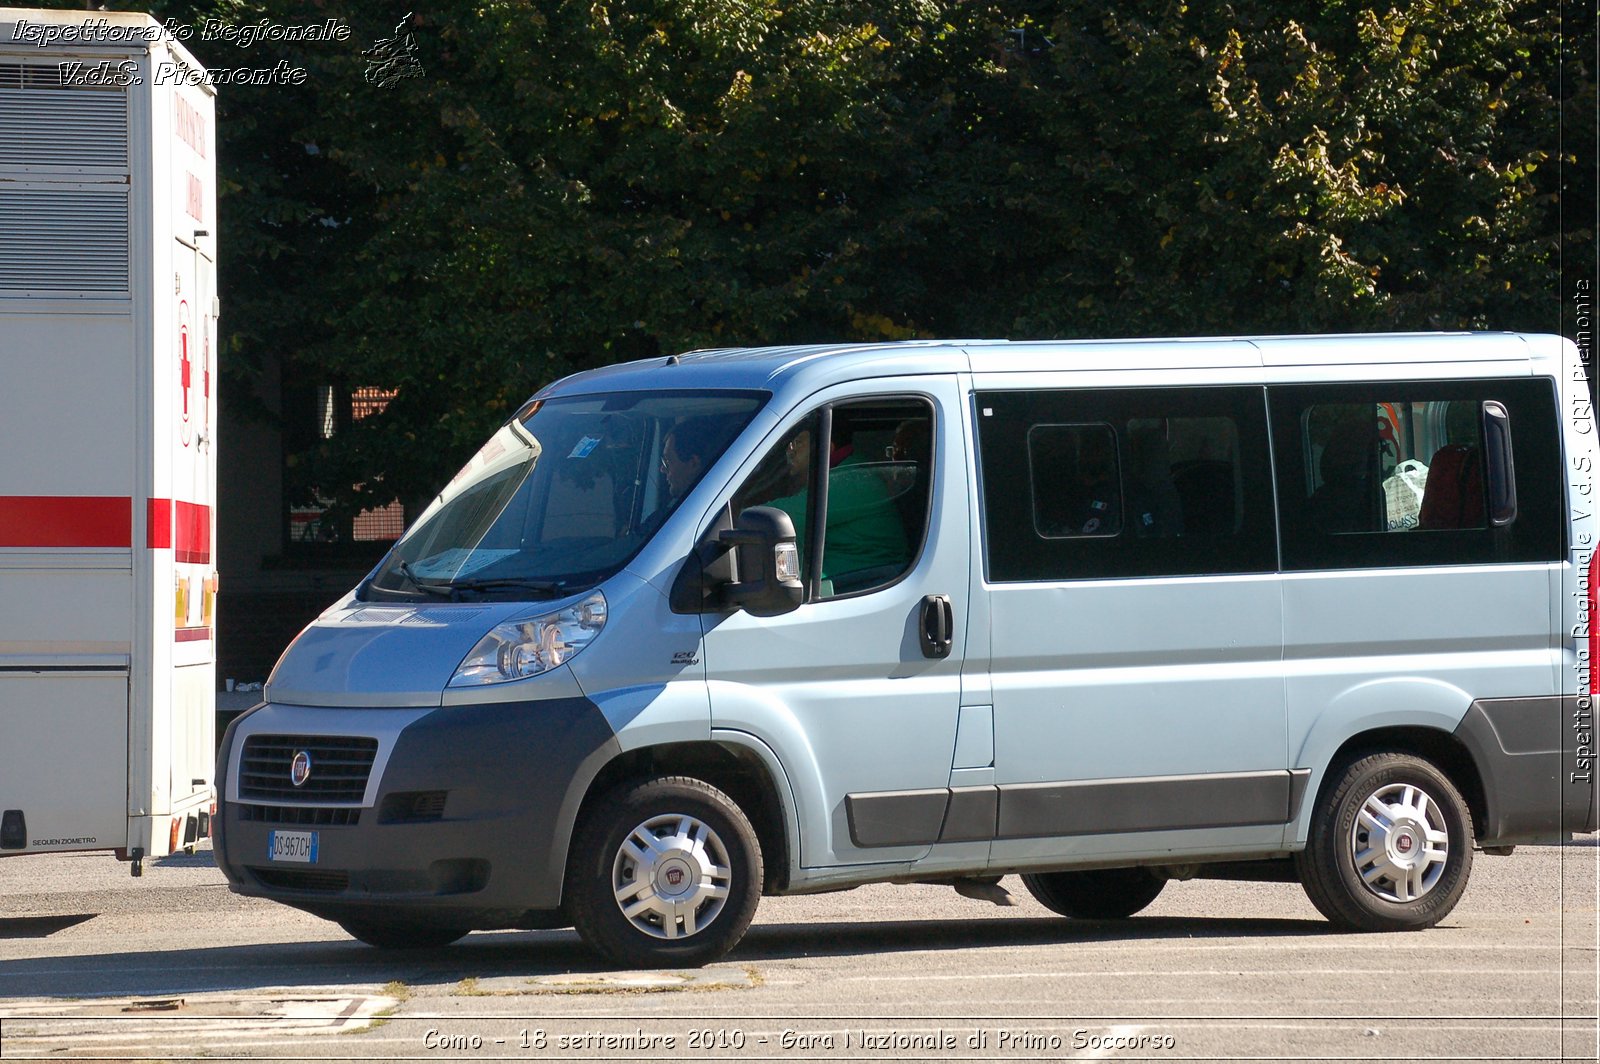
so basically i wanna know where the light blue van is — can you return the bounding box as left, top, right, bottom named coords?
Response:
left=215, top=333, right=1598, bottom=966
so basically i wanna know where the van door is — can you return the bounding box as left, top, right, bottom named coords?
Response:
left=975, top=384, right=1294, bottom=865
left=700, top=380, right=968, bottom=868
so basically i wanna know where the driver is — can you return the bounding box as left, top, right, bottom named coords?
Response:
left=766, top=419, right=909, bottom=587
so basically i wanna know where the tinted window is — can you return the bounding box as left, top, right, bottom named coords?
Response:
left=978, top=387, right=1275, bottom=581
left=1270, top=378, right=1563, bottom=570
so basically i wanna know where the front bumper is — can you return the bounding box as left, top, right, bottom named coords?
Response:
left=215, top=696, right=620, bottom=928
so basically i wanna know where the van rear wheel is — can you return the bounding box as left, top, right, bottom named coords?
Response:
left=1296, top=752, right=1473, bottom=931
left=1021, top=867, right=1166, bottom=919
left=567, top=776, right=762, bottom=968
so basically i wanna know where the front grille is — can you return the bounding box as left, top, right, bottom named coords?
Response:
left=239, top=735, right=377, bottom=803
left=236, top=804, right=361, bottom=827
left=248, top=867, right=349, bottom=893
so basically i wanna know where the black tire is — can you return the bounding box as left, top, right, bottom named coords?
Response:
left=1295, top=752, right=1474, bottom=932
left=566, top=776, right=762, bottom=968
left=339, top=921, right=468, bottom=949
left=1021, top=866, right=1166, bottom=919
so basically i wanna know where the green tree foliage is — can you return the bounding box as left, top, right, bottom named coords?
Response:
left=32, top=1, right=1589, bottom=526
left=993, top=0, right=1577, bottom=336
left=296, top=1, right=1019, bottom=520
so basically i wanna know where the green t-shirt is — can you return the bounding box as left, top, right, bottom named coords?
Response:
left=769, top=453, right=910, bottom=587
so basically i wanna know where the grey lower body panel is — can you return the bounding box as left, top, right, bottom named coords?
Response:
left=996, top=769, right=1303, bottom=839
left=214, top=697, right=619, bottom=929
left=1454, top=695, right=1596, bottom=845
left=845, top=768, right=1312, bottom=848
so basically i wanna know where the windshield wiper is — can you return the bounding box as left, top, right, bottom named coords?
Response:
left=441, top=576, right=571, bottom=598
left=394, top=559, right=457, bottom=598
left=389, top=561, right=578, bottom=600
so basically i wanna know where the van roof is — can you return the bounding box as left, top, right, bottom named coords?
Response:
left=536, top=332, right=1546, bottom=399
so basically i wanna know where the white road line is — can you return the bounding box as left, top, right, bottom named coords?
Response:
left=845, top=939, right=1570, bottom=955
left=0, top=990, right=398, bottom=1048
left=832, top=966, right=1559, bottom=983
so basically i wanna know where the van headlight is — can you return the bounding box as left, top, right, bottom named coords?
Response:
left=447, top=591, right=607, bottom=686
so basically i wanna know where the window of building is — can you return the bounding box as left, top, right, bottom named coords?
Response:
left=287, top=385, right=406, bottom=546
left=349, top=387, right=406, bottom=542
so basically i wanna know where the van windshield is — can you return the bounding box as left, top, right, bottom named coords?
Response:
left=364, top=391, right=766, bottom=601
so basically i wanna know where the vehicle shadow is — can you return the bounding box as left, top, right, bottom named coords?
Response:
left=732, top=913, right=1334, bottom=962
left=0, top=913, right=1334, bottom=1000
left=0, top=914, right=97, bottom=939
left=153, top=850, right=224, bottom=869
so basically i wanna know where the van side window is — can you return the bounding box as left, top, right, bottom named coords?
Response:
left=979, top=387, right=1275, bottom=581
left=733, top=399, right=933, bottom=600
left=1270, top=379, right=1564, bottom=570
left=1300, top=400, right=1485, bottom=534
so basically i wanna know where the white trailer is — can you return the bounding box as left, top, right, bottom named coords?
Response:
left=0, top=8, right=217, bottom=872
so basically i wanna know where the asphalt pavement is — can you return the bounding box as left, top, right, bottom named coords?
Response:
left=0, top=840, right=1595, bottom=1061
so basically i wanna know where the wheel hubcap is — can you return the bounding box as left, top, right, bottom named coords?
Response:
left=1350, top=782, right=1450, bottom=904
left=611, top=813, right=732, bottom=940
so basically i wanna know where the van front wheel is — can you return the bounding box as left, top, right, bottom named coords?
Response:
left=1296, top=753, right=1474, bottom=932
left=567, top=776, right=762, bottom=968
left=1021, top=867, right=1166, bottom=919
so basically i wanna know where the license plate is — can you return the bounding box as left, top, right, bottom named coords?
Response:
left=268, top=830, right=318, bottom=863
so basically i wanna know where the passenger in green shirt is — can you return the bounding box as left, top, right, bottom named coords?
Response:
left=766, top=426, right=910, bottom=593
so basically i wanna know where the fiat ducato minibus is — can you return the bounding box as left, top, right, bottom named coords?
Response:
left=215, top=333, right=1597, bottom=966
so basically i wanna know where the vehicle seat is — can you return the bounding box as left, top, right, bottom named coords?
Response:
left=1417, top=445, right=1483, bottom=530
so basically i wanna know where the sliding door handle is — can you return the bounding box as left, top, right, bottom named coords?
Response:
left=920, top=594, right=953, bottom=659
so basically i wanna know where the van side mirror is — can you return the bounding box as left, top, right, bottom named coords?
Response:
left=719, top=506, right=804, bottom=617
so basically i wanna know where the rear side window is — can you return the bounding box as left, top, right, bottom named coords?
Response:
left=977, top=387, right=1276, bottom=581
left=1270, top=378, right=1563, bottom=570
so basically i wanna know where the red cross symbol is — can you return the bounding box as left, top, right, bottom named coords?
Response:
left=180, top=326, right=191, bottom=417
left=178, top=299, right=193, bottom=447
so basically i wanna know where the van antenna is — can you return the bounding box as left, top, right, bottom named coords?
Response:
left=666, top=354, right=681, bottom=365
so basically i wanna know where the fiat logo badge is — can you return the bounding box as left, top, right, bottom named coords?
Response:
left=1396, top=834, right=1414, bottom=854
left=665, top=868, right=684, bottom=887
left=290, top=750, right=313, bottom=787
